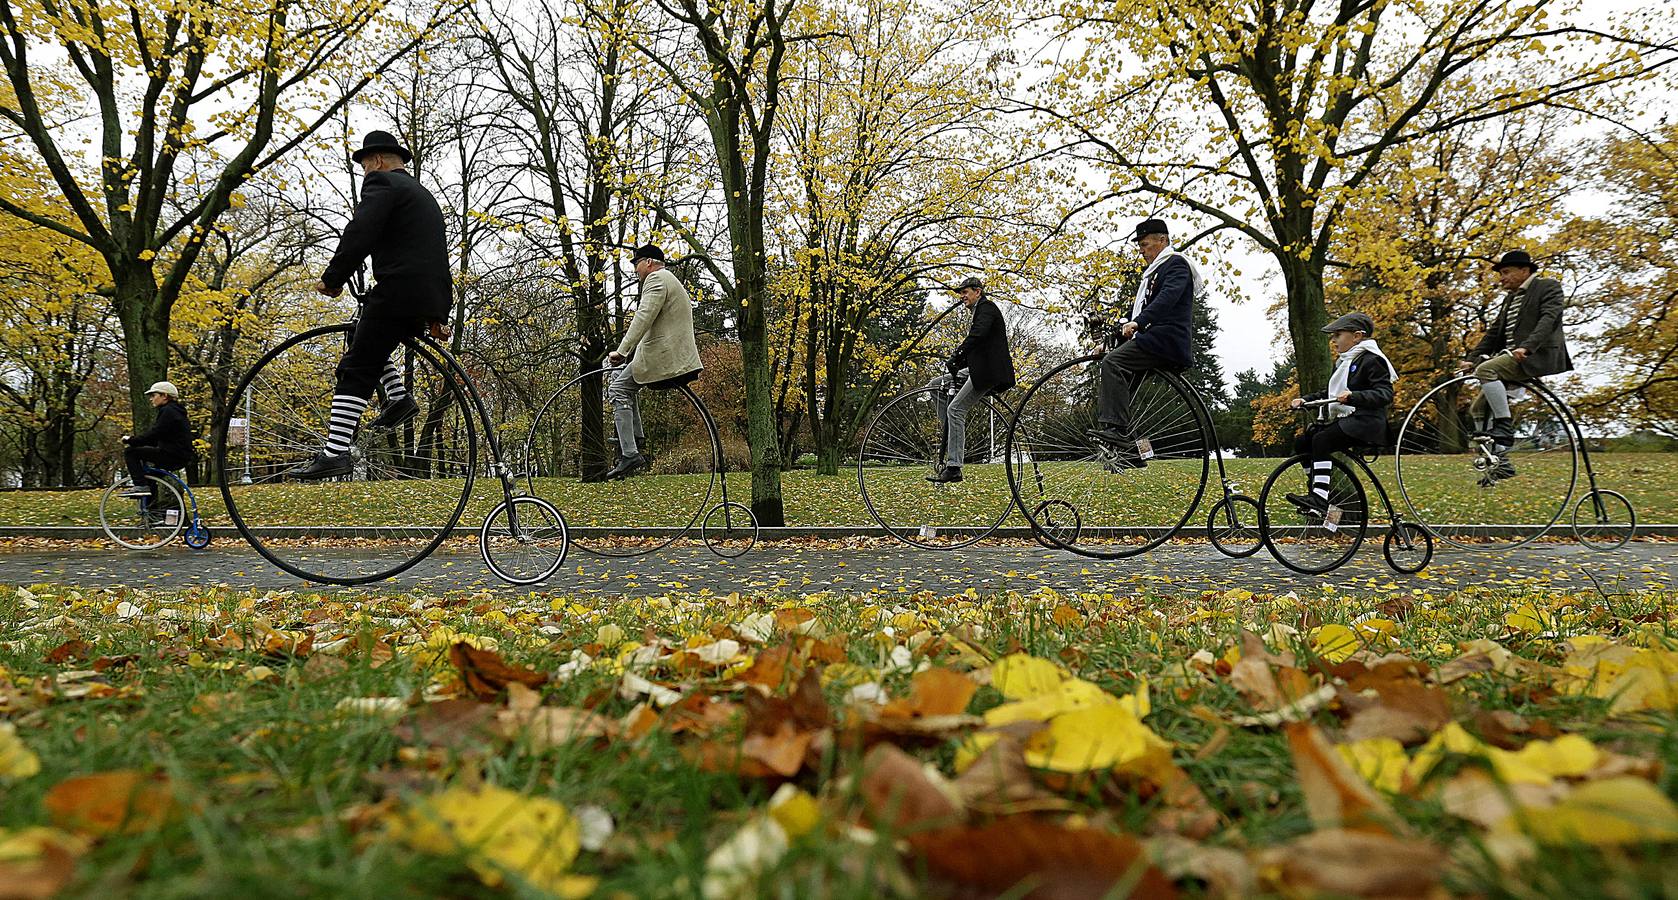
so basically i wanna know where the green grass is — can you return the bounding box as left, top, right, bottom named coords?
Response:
left=0, top=583, right=1673, bottom=896
left=4, top=452, right=1676, bottom=530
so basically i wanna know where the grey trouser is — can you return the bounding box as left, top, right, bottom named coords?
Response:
left=927, top=370, right=983, bottom=468
left=1099, top=340, right=1176, bottom=431
left=607, top=365, right=647, bottom=457
left=1470, top=353, right=1528, bottom=423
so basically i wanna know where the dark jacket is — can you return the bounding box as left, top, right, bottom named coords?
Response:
left=321, top=169, right=453, bottom=321
left=1471, top=276, right=1571, bottom=377
left=131, top=400, right=196, bottom=459
left=1303, top=350, right=1394, bottom=447
left=947, top=297, right=1016, bottom=395
left=1131, top=254, right=1194, bottom=367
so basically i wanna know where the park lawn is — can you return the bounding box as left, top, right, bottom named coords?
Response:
left=1, top=452, right=1676, bottom=530
left=0, top=582, right=1674, bottom=897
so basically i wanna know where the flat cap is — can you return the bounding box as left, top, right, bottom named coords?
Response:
left=1132, top=218, right=1169, bottom=241
left=1321, top=311, right=1375, bottom=335
left=954, top=276, right=984, bottom=291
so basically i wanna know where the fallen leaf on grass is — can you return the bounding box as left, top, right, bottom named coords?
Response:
left=44, top=771, right=177, bottom=836
left=0, top=722, right=41, bottom=779
left=385, top=783, right=595, bottom=898
left=1501, top=777, right=1678, bottom=845
left=449, top=642, right=547, bottom=701
left=44, top=639, right=91, bottom=665
left=1285, top=723, right=1402, bottom=834
left=1258, top=829, right=1443, bottom=898
left=394, top=699, right=500, bottom=751
left=1146, top=834, right=1254, bottom=898
left=881, top=667, right=977, bottom=719
left=907, top=817, right=1178, bottom=900
left=1228, top=631, right=1333, bottom=725
left=857, top=744, right=961, bottom=833
left=951, top=723, right=1066, bottom=815
left=0, top=828, right=86, bottom=900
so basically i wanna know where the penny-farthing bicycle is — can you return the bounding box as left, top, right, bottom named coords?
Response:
left=215, top=273, right=570, bottom=585
left=856, top=370, right=1029, bottom=550
left=1393, top=352, right=1635, bottom=551
left=100, top=464, right=212, bottom=551
left=1000, top=319, right=1263, bottom=559
left=521, top=363, right=758, bottom=558
left=1257, top=400, right=1433, bottom=575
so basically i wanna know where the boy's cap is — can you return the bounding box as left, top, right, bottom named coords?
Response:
left=146, top=381, right=179, bottom=398
left=1322, top=312, right=1374, bottom=335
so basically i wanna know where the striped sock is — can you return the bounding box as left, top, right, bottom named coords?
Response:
left=1311, top=460, right=1332, bottom=499
left=324, top=395, right=370, bottom=454
left=378, top=364, right=408, bottom=402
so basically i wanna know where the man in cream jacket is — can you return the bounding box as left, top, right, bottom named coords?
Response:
left=603, top=244, right=703, bottom=479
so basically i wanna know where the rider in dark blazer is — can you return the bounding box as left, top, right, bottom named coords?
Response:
left=291, top=130, right=454, bottom=480
left=1460, top=250, right=1571, bottom=460
left=1286, top=312, right=1396, bottom=514
left=927, top=276, right=1015, bottom=484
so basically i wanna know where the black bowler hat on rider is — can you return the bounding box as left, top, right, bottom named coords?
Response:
left=631, top=244, right=666, bottom=264
left=1132, top=218, right=1170, bottom=242
left=1322, top=311, right=1375, bottom=335
left=1491, top=250, right=1536, bottom=272
left=352, top=130, right=413, bottom=164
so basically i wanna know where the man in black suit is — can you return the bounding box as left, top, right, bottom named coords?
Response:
left=927, top=276, right=1016, bottom=484
left=1286, top=312, right=1396, bottom=514
left=1459, top=250, right=1572, bottom=470
left=1091, top=218, right=1198, bottom=468
left=291, top=130, right=454, bottom=479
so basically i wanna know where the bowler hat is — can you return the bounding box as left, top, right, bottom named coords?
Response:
left=631, top=244, right=665, bottom=263
left=1321, top=312, right=1374, bottom=335
left=1492, top=250, right=1536, bottom=272
left=1132, top=218, right=1169, bottom=242
left=352, top=130, right=412, bottom=164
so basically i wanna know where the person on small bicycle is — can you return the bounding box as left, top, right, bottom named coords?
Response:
left=1457, top=249, right=1572, bottom=485
left=120, top=381, right=196, bottom=513
left=291, top=130, right=454, bottom=480
left=1089, top=218, right=1202, bottom=469
left=1286, top=312, right=1397, bottom=515
left=926, top=276, right=1015, bottom=484
left=602, top=244, right=703, bottom=481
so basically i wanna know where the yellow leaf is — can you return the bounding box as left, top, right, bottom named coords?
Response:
left=767, top=785, right=820, bottom=839
left=1504, top=778, right=1678, bottom=845
left=1311, top=624, right=1359, bottom=663
left=1336, top=737, right=1408, bottom=794
left=1504, top=603, right=1555, bottom=634
left=1022, top=703, right=1172, bottom=775
left=0, top=723, right=41, bottom=780
left=989, top=654, right=1065, bottom=699
left=387, top=784, right=595, bottom=897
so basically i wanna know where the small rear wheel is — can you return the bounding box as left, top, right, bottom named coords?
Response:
left=480, top=496, right=569, bottom=585
left=183, top=520, right=212, bottom=550
left=1207, top=494, right=1263, bottom=558
left=1259, top=455, right=1369, bottom=575
left=702, top=501, right=758, bottom=558
left=1572, top=488, right=1635, bottom=551
left=100, top=476, right=187, bottom=550
left=1030, top=499, right=1082, bottom=549
left=1382, top=522, right=1433, bottom=574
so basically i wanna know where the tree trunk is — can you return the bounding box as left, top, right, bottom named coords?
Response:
left=738, top=262, right=786, bottom=525
left=114, top=275, right=172, bottom=435
left=1280, top=257, right=1332, bottom=392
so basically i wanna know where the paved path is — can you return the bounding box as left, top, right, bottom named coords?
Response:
left=1, top=538, right=1671, bottom=597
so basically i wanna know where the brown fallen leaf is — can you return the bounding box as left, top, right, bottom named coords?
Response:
left=1434, top=770, right=1564, bottom=829
left=496, top=705, right=616, bottom=748
left=449, top=642, right=547, bottom=701
left=44, top=771, right=178, bottom=836
left=1331, top=657, right=1452, bottom=745
left=0, top=829, right=82, bottom=900
left=1228, top=630, right=1328, bottom=724
left=44, top=639, right=91, bottom=665
left=1146, top=834, right=1254, bottom=898
left=881, top=667, right=978, bottom=719
left=908, top=817, right=1178, bottom=900
left=1284, top=723, right=1403, bottom=834
left=393, top=699, right=500, bottom=751
left=736, top=645, right=793, bottom=690
left=858, top=743, right=962, bottom=833
left=1258, top=829, right=1444, bottom=899
left=1468, top=709, right=1557, bottom=750
left=950, top=722, right=1064, bottom=815
left=91, top=655, right=138, bottom=673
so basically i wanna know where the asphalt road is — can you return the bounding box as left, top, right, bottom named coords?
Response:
left=1, top=536, right=1671, bottom=597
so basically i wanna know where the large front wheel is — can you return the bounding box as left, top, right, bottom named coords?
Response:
left=1004, top=356, right=1210, bottom=558
left=857, top=386, right=1014, bottom=550
left=216, top=324, right=478, bottom=584
left=1259, top=454, right=1369, bottom=575
left=100, top=475, right=187, bottom=550
left=1394, top=374, right=1577, bottom=550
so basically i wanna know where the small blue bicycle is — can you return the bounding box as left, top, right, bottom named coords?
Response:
left=99, top=465, right=211, bottom=550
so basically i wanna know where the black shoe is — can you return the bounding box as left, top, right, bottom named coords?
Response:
left=603, top=453, right=649, bottom=480
left=1488, top=417, right=1515, bottom=450
left=926, top=466, right=964, bottom=484
left=1087, top=426, right=1132, bottom=447
left=369, top=395, right=419, bottom=430
left=1286, top=491, right=1329, bottom=516
left=288, top=451, right=354, bottom=481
